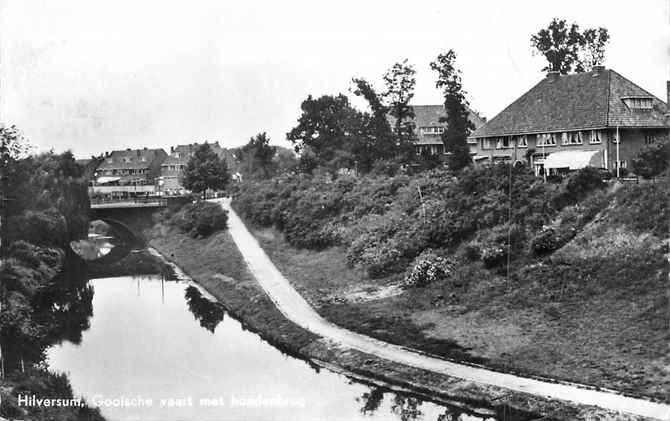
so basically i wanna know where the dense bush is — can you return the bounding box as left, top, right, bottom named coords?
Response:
left=232, top=163, right=625, bottom=278
left=170, top=201, right=228, bottom=238
left=7, top=209, right=68, bottom=247
left=403, top=251, right=454, bottom=288
left=551, top=167, right=605, bottom=209
left=7, top=241, right=64, bottom=270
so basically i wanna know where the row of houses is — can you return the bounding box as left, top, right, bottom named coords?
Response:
left=86, top=66, right=668, bottom=199
left=87, top=142, right=237, bottom=198
left=410, top=66, right=669, bottom=175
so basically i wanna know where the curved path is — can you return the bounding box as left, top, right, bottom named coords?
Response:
left=219, top=199, right=670, bottom=420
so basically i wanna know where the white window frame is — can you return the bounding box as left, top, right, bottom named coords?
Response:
left=589, top=130, right=602, bottom=144
left=517, top=135, right=528, bottom=148
left=537, top=133, right=557, bottom=147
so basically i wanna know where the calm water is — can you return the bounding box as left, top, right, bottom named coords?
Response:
left=47, top=275, right=520, bottom=421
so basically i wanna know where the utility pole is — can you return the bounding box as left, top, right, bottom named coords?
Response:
left=616, top=124, right=621, bottom=178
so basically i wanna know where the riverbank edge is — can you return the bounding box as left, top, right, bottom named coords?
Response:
left=147, top=227, right=653, bottom=421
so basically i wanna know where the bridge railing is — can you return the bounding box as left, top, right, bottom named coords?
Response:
left=90, top=196, right=168, bottom=207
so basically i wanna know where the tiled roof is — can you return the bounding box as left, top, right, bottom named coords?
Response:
left=471, top=68, right=668, bottom=138
left=96, top=148, right=167, bottom=170
left=162, top=142, right=238, bottom=171
left=388, top=104, right=486, bottom=145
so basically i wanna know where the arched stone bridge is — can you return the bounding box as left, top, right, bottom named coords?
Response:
left=89, top=200, right=168, bottom=246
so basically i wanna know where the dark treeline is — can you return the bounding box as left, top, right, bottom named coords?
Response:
left=0, top=126, right=104, bottom=420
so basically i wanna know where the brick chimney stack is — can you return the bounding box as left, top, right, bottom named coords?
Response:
left=546, top=71, right=560, bottom=81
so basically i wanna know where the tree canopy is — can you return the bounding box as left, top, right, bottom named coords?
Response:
left=531, top=18, right=610, bottom=74
left=631, top=141, right=670, bottom=180
left=182, top=143, right=230, bottom=193
left=286, top=94, right=364, bottom=172
left=430, top=50, right=474, bottom=171
left=382, top=59, right=417, bottom=148
left=238, top=132, right=277, bottom=179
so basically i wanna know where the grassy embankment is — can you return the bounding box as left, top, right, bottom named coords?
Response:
left=232, top=166, right=670, bottom=404
left=146, top=203, right=629, bottom=420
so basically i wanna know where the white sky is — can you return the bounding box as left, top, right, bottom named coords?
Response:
left=2, top=0, right=669, bottom=158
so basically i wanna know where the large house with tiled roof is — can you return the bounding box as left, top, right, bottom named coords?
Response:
left=159, top=142, right=237, bottom=194
left=389, top=105, right=486, bottom=157
left=469, top=66, right=669, bottom=175
left=91, top=148, right=168, bottom=197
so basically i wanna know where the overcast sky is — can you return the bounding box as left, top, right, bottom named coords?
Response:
left=2, top=0, right=669, bottom=158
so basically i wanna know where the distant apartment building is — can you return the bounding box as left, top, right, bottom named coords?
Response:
left=469, top=66, right=669, bottom=175
left=91, top=148, right=168, bottom=197
left=158, top=142, right=237, bottom=194
left=388, top=105, right=486, bottom=158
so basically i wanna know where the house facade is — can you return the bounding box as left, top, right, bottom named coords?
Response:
left=389, top=105, right=486, bottom=157
left=469, top=66, right=669, bottom=175
left=158, top=142, right=236, bottom=194
left=91, top=148, right=168, bottom=197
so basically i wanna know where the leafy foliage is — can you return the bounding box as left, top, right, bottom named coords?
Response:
left=382, top=59, right=417, bottom=149
left=430, top=50, right=474, bottom=170
left=233, top=164, right=581, bottom=277
left=182, top=143, right=230, bottom=193
left=631, top=141, right=670, bottom=179
left=403, top=251, right=454, bottom=288
left=170, top=201, right=229, bottom=238
left=531, top=18, right=610, bottom=74
left=237, top=132, right=277, bottom=179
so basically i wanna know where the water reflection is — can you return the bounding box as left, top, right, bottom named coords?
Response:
left=184, top=285, right=225, bottom=333
left=45, top=273, right=537, bottom=421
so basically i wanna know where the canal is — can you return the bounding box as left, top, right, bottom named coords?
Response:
left=51, top=232, right=534, bottom=420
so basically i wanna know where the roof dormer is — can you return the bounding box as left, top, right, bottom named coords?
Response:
left=622, top=96, right=653, bottom=110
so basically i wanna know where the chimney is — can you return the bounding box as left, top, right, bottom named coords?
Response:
left=592, top=65, right=605, bottom=76
left=546, top=71, right=560, bottom=81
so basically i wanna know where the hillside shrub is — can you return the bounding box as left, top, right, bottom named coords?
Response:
left=7, top=241, right=64, bottom=270
left=232, top=163, right=616, bottom=279
left=403, top=251, right=454, bottom=288
left=7, top=209, right=68, bottom=247
left=170, top=201, right=228, bottom=238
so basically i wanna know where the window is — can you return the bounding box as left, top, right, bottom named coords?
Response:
left=645, top=133, right=660, bottom=144
left=537, top=133, right=557, bottom=146
left=495, top=137, right=511, bottom=149
left=481, top=138, right=495, bottom=150
left=615, top=160, right=627, bottom=169
left=623, top=97, right=653, bottom=110
left=517, top=135, right=528, bottom=148
left=589, top=130, right=602, bottom=144
left=420, top=126, right=444, bottom=135
left=563, top=131, right=582, bottom=145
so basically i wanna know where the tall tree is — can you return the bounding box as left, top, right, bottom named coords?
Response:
left=531, top=18, right=583, bottom=74
left=182, top=143, right=229, bottom=194
left=351, top=78, right=399, bottom=172
left=287, top=94, right=364, bottom=172
left=430, top=50, right=474, bottom=171
left=382, top=60, right=417, bottom=151
left=0, top=125, right=30, bottom=254
left=531, top=18, right=610, bottom=74
left=579, top=27, right=610, bottom=71
left=238, top=132, right=277, bottom=179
